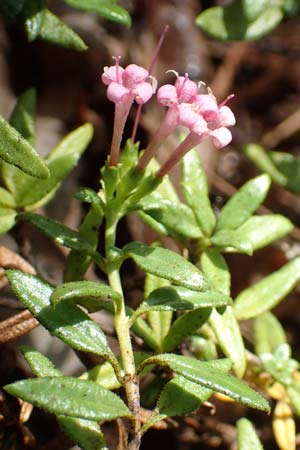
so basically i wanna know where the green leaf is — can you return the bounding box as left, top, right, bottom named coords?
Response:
left=211, top=229, right=253, bottom=255
left=64, top=0, right=131, bottom=27
left=58, top=417, right=108, bottom=450
left=181, top=149, right=216, bottom=236
left=233, top=257, right=300, bottom=319
left=196, top=2, right=283, bottom=41
left=21, top=346, right=62, bottom=377
left=138, top=196, right=203, bottom=239
left=209, top=308, right=246, bottom=378
left=141, top=354, right=270, bottom=412
left=51, top=281, right=121, bottom=310
left=0, top=188, right=16, bottom=208
left=201, top=250, right=245, bottom=377
left=0, top=115, right=49, bottom=178
left=21, top=347, right=108, bottom=450
left=269, top=150, right=300, bottom=192
left=6, top=270, right=113, bottom=358
left=17, top=213, right=97, bottom=253
left=144, top=274, right=173, bottom=348
left=216, top=174, right=270, bottom=231
left=163, top=308, right=211, bottom=352
left=237, top=417, right=264, bottom=449
left=123, top=242, right=208, bottom=292
left=37, top=9, right=87, bottom=51
left=200, top=249, right=230, bottom=296
left=238, top=215, right=293, bottom=251
left=0, top=207, right=16, bottom=234
left=3, top=123, right=93, bottom=208
left=22, top=0, right=45, bottom=41
left=64, top=203, right=103, bottom=282
left=143, top=375, right=212, bottom=432
left=244, top=144, right=288, bottom=187
left=253, top=312, right=287, bottom=356
left=9, top=88, right=36, bottom=145
left=132, top=285, right=231, bottom=322
left=4, top=377, right=132, bottom=420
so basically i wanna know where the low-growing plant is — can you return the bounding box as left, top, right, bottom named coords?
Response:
left=2, top=34, right=300, bottom=450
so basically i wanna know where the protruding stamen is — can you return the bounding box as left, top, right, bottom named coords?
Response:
left=148, top=24, right=169, bottom=75
left=131, top=26, right=169, bottom=143
left=218, top=94, right=235, bottom=109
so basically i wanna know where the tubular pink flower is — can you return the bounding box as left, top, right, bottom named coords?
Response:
left=102, top=58, right=155, bottom=165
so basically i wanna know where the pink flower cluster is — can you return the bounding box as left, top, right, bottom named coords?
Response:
left=157, top=74, right=235, bottom=148
left=101, top=59, right=236, bottom=175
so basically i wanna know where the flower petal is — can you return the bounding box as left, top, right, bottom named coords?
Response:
left=157, top=84, right=178, bottom=106
left=175, top=76, right=198, bottom=103
left=219, top=105, right=236, bottom=127
left=210, top=127, right=232, bottom=148
left=134, top=82, right=154, bottom=104
left=107, top=82, right=130, bottom=103
left=102, top=65, right=124, bottom=85
left=123, top=64, right=149, bottom=88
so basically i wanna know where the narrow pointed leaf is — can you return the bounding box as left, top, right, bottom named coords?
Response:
left=132, top=286, right=231, bottom=322
left=6, top=270, right=113, bottom=358
left=21, top=346, right=62, bottom=377
left=51, top=281, right=121, bottom=308
left=201, top=250, right=245, bottom=377
left=4, top=377, right=132, bottom=420
left=253, top=312, right=287, bottom=356
left=144, top=273, right=172, bottom=348
left=3, top=123, right=93, bottom=208
left=163, top=308, right=211, bottom=352
left=9, top=88, right=36, bottom=145
left=181, top=149, right=216, bottom=236
left=64, top=0, right=131, bottom=27
left=216, top=174, right=271, bottom=231
left=141, top=354, right=270, bottom=412
left=138, top=196, right=202, bottom=239
left=209, top=307, right=246, bottom=378
left=123, top=242, right=208, bottom=291
left=201, top=249, right=230, bottom=295
left=17, top=213, right=96, bottom=253
left=234, top=257, right=300, bottom=319
left=143, top=375, right=212, bottom=432
left=38, top=9, right=87, bottom=51
left=237, top=417, right=264, bottom=450
left=238, top=215, right=293, bottom=251
left=0, top=115, right=49, bottom=178
left=21, top=347, right=107, bottom=450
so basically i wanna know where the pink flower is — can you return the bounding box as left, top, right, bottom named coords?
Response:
left=194, top=93, right=236, bottom=148
left=137, top=71, right=236, bottom=174
left=102, top=61, right=154, bottom=105
left=101, top=57, right=155, bottom=166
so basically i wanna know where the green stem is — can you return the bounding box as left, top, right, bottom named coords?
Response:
left=105, top=217, right=141, bottom=449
